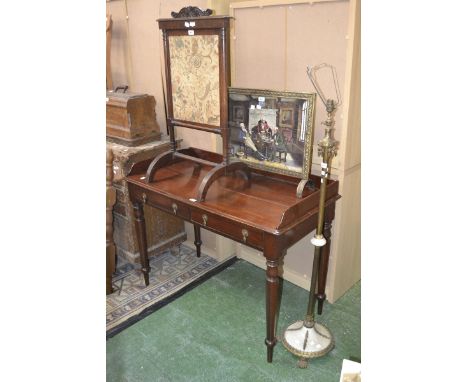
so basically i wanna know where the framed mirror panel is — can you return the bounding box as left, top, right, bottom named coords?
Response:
left=228, top=87, right=317, bottom=179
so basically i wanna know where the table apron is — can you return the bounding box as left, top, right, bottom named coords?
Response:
left=129, top=185, right=265, bottom=251
left=128, top=183, right=335, bottom=256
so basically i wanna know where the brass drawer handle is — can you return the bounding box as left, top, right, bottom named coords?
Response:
left=142, top=193, right=147, bottom=204
left=202, top=214, right=208, bottom=226
left=242, top=228, right=249, bottom=243
left=172, top=202, right=178, bottom=215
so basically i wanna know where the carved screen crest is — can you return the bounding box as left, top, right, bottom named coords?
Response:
left=168, top=34, right=220, bottom=126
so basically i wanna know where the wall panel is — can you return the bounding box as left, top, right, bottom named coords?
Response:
left=285, top=2, right=349, bottom=154
left=232, top=6, right=287, bottom=90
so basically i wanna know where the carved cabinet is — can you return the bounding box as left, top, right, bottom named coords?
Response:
left=107, top=139, right=186, bottom=264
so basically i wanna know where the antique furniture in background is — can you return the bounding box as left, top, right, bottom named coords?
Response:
left=107, top=139, right=186, bottom=265
left=106, top=147, right=117, bottom=295
left=106, top=91, right=162, bottom=146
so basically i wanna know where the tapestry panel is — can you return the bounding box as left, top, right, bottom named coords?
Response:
left=169, top=34, right=220, bottom=126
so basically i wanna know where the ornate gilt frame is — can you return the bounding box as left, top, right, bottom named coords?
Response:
left=228, top=87, right=317, bottom=181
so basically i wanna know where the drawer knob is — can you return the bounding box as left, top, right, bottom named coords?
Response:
left=142, top=193, right=147, bottom=204
left=242, top=228, right=249, bottom=243
left=202, top=214, right=208, bottom=226
left=172, top=202, right=178, bottom=215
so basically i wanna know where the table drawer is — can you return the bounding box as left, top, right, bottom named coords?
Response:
left=192, top=210, right=263, bottom=248
left=138, top=190, right=190, bottom=220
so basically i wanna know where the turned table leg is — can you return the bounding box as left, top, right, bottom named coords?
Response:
left=133, top=202, right=151, bottom=286
left=317, top=207, right=334, bottom=315
left=265, top=258, right=281, bottom=363
left=194, top=224, right=202, bottom=258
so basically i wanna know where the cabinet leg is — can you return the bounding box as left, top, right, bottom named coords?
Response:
left=317, top=219, right=332, bottom=315
left=106, top=244, right=115, bottom=295
left=106, top=212, right=116, bottom=294
left=194, top=224, right=202, bottom=258
left=265, top=258, right=280, bottom=363
left=133, top=202, right=151, bottom=286
left=106, top=147, right=116, bottom=295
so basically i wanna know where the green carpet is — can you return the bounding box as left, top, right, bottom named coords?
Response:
left=107, top=259, right=360, bottom=382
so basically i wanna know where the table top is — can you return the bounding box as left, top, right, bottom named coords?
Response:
left=127, top=159, right=339, bottom=235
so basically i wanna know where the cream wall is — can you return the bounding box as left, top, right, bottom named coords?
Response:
left=326, top=0, right=360, bottom=300
left=107, top=0, right=360, bottom=302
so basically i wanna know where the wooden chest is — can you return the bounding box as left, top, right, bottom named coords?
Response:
left=106, top=91, right=161, bottom=146
left=107, top=139, right=186, bottom=264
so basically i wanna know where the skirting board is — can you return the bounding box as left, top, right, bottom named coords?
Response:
left=183, top=241, right=230, bottom=262
left=236, top=244, right=319, bottom=294
left=117, top=232, right=187, bottom=264
left=185, top=240, right=326, bottom=300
